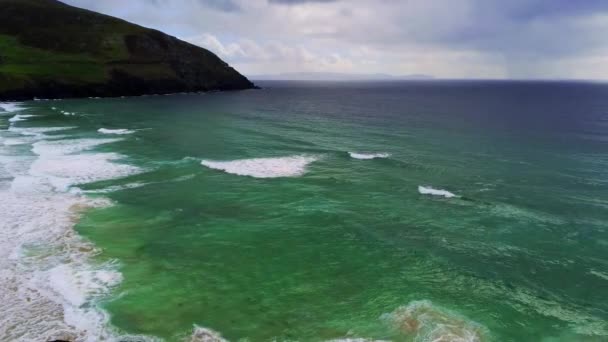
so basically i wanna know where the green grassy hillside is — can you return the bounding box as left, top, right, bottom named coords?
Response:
left=0, top=0, right=254, bottom=100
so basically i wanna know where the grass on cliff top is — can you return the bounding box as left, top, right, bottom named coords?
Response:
left=0, top=34, right=107, bottom=83
left=0, top=0, right=146, bottom=86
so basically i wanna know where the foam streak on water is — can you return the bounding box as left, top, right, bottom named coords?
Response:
left=348, top=152, right=390, bottom=160
left=9, top=114, right=36, bottom=122
left=0, top=102, right=25, bottom=114
left=98, top=128, right=136, bottom=135
left=418, top=185, right=457, bottom=198
left=0, top=110, right=148, bottom=341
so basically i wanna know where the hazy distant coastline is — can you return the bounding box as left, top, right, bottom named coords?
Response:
left=248, top=72, right=434, bottom=81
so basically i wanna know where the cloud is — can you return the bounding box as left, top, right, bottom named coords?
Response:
left=185, top=33, right=355, bottom=73
left=268, top=0, right=338, bottom=4
left=63, top=0, right=608, bottom=79
left=198, top=0, right=241, bottom=12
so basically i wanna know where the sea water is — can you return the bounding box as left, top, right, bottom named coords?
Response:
left=1, top=80, right=607, bottom=341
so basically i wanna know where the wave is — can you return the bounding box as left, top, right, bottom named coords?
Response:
left=201, top=155, right=319, bottom=178
left=98, top=128, right=136, bottom=135
left=383, top=300, right=488, bottom=342
left=0, top=102, right=25, bottom=113
left=418, top=185, right=457, bottom=198
left=328, top=339, right=389, bottom=342
left=189, top=325, right=227, bottom=342
left=349, top=152, right=390, bottom=160
left=2, top=138, right=28, bottom=146
left=8, top=126, right=77, bottom=137
left=0, top=118, right=148, bottom=341
left=60, top=110, right=77, bottom=116
left=0, top=188, right=119, bottom=341
left=80, top=181, right=149, bottom=194
left=8, top=114, right=36, bottom=122
left=590, top=270, right=608, bottom=281
left=2, top=126, right=75, bottom=150
left=79, top=173, right=195, bottom=194
left=29, top=138, right=139, bottom=192
left=32, top=138, right=122, bottom=156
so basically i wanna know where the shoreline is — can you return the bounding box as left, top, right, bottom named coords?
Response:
left=0, top=86, right=260, bottom=103
left=0, top=102, right=145, bottom=341
left=0, top=101, right=234, bottom=342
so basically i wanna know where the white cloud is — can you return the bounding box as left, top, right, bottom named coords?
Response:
left=64, top=0, right=608, bottom=79
left=185, top=33, right=357, bottom=74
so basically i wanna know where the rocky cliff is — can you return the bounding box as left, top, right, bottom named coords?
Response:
left=0, top=0, right=255, bottom=100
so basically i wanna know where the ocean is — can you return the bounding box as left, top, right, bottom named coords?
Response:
left=1, top=80, right=607, bottom=342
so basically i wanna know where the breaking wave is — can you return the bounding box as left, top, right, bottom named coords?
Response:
left=349, top=152, right=390, bottom=160
left=201, top=155, right=319, bottom=178
left=418, top=185, right=457, bottom=198
left=187, top=325, right=227, bottom=342
left=98, top=128, right=136, bottom=135
left=0, top=110, right=149, bottom=341
left=384, top=300, right=488, bottom=342
left=0, top=102, right=25, bottom=113
left=9, top=114, right=36, bottom=122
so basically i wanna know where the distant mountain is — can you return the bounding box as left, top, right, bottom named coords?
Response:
left=249, top=72, right=434, bottom=81
left=0, top=0, right=255, bottom=100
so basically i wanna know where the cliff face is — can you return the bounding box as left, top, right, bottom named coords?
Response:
left=0, top=0, right=255, bottom=100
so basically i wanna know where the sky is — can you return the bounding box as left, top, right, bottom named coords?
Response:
left=63, top=0, right=608, bottom=79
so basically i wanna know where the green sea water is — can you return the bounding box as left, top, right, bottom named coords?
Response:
left=4, top=81, right=608, bottom=341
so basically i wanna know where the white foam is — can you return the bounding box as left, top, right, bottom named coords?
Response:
left=8, top=126, right=76, bottom=137
left=384, top=300, right=488, bottom=342
left=0, top=155, right=35, bottom=178
left=348, top=152, right=390, bottom=160
left=328, top=339, right=390, bottom=342
left=9, top=114, right=36, bottom=122
left=418, top=185, right=457, bottom=198
left=32, top=138, right=121, bottom=156
left=3, top=138, right=28, bottom=146
left=590, top=270, right=608, bottom=281
left=78, top=174, right=194, bottom=194
left=32, top=153, right=140, bottom=192
left=0, top=102, right=25, bottom=113
left=0, top=186, right=119, bottom=341
left=48, top=263, right=122, bottom=307
left=79, top=181, right=149, bottom=194
left=28, top=138, right=139, bottom=192
left=98, top=128, right=136, bottom=135
left=188, top=326, right=227, bottom=342
left=201, top=155, right=319, bottom=178
left=0, top=122, right=148, bottom=341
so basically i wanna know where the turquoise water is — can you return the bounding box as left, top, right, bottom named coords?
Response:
left=1, top=81, right=608, bottom=341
